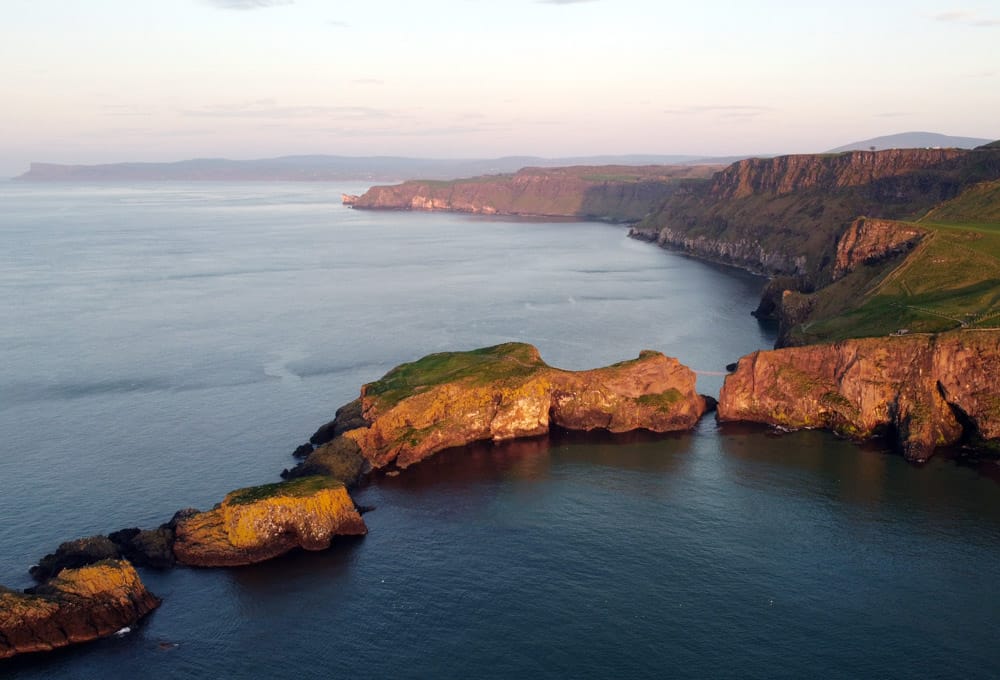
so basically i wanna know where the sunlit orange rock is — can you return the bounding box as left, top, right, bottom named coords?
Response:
left=0, top=560, right=160, bottom=659
left=299, top=343, right=707, bottom=471
left=718, top=330, right=1000, bottom=461
left=173, top=476, right=367, bottom=568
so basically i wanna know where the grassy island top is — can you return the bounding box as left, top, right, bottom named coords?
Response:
left=363, top=343, right=550, bottom=410
left=225, top=476, right=346, bottom=506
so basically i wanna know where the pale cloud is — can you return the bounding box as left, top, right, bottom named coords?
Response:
left=933, top=10, right=968, bottom=21
left=874, top=111, right=910, bottom=118
left=182, top=102, right=399, bottom=121
left=352, top=78, right=384, bottom=85
left=537, top=0, right=599, bottom=4
left=932, top=9, right=1000, bottom=26
left=663, top=105, right=773, bottom=119
left=328, top=20, right=350, bottom=28
left=317, top=123, right=507, bottom=138
left=203, top=0, right=293, bottom=10
left=102, top=104, right=154, bottom=117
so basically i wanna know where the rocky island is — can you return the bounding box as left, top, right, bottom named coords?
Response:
left=0, top=561, right=159, bottom=659
left=0, top=343, right=709, bottom=659
left=287, top=342, right=709, bottom=477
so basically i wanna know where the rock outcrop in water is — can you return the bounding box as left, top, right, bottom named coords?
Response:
left=288, top=343, right=708, bottom=474
left=172, top=476, right=367, bottom=567
left=0, top=560, right=160, bottom=659
left=344, top=165, right=719, bottom=222
left=717, top=330, right=1000, bottom=461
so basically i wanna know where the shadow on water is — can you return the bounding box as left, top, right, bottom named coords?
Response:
left=225, top=535, right=367, bottom=593
left=366, top=427, right=696, bottom=495
left=715, top=421, right=1000, bottom=523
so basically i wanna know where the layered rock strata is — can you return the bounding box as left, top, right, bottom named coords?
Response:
left=709, top=149, right=966, bottom=200
left=718, top=330, right=1000, bottom=461
left=633, top=146, right=1000, bottom=286
left=0, top=561, right=160, bottom=659
left=172, top=476, right=367, bottom=567
left=290, top=343, right=707, bottom=473
left=832, top=217, right=926, bottom=280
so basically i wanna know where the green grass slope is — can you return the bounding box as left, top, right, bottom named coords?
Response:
left=789, top=180, right=1000, bottom=343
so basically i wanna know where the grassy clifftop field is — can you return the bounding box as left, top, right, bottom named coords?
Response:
left=782, top=178, right=1000, bottom=343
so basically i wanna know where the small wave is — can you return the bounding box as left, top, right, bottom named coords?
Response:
left=286, top=359, right=388, bottom=381
left=4, top=377, right=174, bottom=404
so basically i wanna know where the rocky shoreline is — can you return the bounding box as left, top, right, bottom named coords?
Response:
left=5, top=330, right=999, bottom=660
left=1, top=343, right=709, bottom=660
left=6, top=146, right=1000, bottom=662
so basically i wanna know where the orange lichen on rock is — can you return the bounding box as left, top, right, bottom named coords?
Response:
left=0, top=560, right=160, bottom=659
left=172, top=476, right=367, bottom=568
left=333, top=343, right=706, bottom=470
left=718, top=330, right=1000, bottom=461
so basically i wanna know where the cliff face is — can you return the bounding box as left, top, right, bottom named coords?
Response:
left=636, top=147, right=1000, bottom=286
left=291, top=343, right=707, bottom=473
left=0, top=561, right=160, bottom=659
left=173, top=476, right=367, bottom=568
left=346, top=165, right=719, bottom=222
left=709, top=149, right=966, bottom=200
left=832, top=217, right=926, bottom=280
left=717, top=330, right=1000, bottom=461
left=649, top=226, right=809, bottom=276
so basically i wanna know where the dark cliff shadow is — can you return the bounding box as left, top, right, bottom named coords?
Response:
left=715, top=421, right=1000, bottom=522
left=365, top=427, right=697, bottom=495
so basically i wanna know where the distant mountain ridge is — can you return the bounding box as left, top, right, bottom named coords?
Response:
left=828, top=131, right=992, bottom=152
left=12, top=154, right=739, bottom=182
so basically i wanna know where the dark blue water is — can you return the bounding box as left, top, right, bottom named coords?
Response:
left=1, top=182, right=998, bottom=678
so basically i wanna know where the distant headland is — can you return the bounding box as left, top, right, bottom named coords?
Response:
left=10, top=154, right=734, bottom=183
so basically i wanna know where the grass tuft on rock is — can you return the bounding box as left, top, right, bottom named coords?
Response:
left=226, top=476, right=345, bottom=506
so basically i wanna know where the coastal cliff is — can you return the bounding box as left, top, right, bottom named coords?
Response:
left=718, top=330, right=1000, bottom=461
left=708, top=149, right=966, bottom=200
left=632, top=146, right=1000, bottom=285
left=172, top=476, right=367, bottom=568
left=289, top=343, right=708, bottom=473
left=831, top=217, right=926, bottom=280
left=344, top=165, right=719, bottom=222
left=0, top=561, right=160, bottom=659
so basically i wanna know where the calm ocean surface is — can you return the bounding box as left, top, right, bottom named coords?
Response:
left=1, top=182, right=998, bottom=679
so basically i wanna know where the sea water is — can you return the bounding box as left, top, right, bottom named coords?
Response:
left=1, top=182, right=998, bottom=678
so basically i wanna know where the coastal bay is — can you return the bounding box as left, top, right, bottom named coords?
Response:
left=2, top=182, right=999, bottom=678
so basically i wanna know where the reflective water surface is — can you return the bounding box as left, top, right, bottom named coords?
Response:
left=1, top=182, right=998, bottom=679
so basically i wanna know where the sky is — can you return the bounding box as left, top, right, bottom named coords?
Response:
left=1, top=0, right=998, bottom=176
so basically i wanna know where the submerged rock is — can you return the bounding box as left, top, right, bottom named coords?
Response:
left=295, top=343, right=707, bottom=472
left=282, top=435, right=368, bottom=484
left=172, top=476, right=367, bottom=567
left=108, top=527, right=176, bottom=569
left=292, top=442, right=314, bottom=458
left=0, top=560, right=160, bottom=659
left=309, top=398, right=369, bottom=447
left=718, top=330, right=1000, bottom=461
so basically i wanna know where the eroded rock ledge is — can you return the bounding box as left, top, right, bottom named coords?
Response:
left=288, top=342, right=708, bottom=476
left=718, top=330, right=1000, bottom=461
left=173, top=477, right=367, bottom=568
left=0, top=561, right=160, bottom=659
